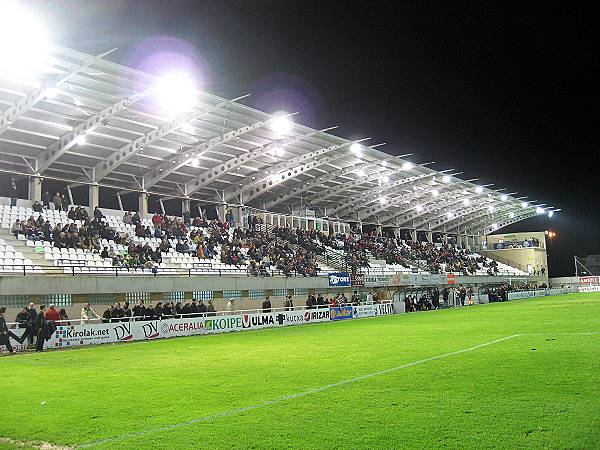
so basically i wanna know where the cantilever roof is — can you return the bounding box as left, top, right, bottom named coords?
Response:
left=0, top=44, right=557, bottom=235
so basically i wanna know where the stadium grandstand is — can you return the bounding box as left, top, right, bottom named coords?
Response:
left=0, top=38, right=562, bottom=339
left=1, top=4, right=598, bottom=450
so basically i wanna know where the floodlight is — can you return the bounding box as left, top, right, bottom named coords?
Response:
left=488, top=205, right=495, bottom=213
left=500, top=194, right=508, bottom=201
left=381, top=175, right=389, bottom=183
left=402, top=162, right=413, bottom=170
left=356, top=169, right=366, bottom=177
left=43, top=88, right=58, bottom=99
left=446, top=211, right=454, bottom=219
left=74, top=135, right=86, bottom=146
left=475, top=186, right=483, bottom=194
left=153, top=73, right=197, bottom=112
left=379, top=197, right=386, bottom=205
left=270, top=113, right=293, bottom=135
left=191, top=157, right=199, bottom=167
left=492, top=223, right=499, bottom=230
left=521, top=201, right=528, bottom=208
left=536, top=206, right=544, bottom=214
left=0, top=2, right=51, bottom=78
left=509, top=212, right=515, bottom=218
left=462, top=198, right=470, bottom=206
left=381, top=161, right=388, bottom=167
left=350, top=143, right=362, bottom=153
left=416, top=204, right=423, bottom=212
left=431, top=189, right=439, bottom=197
left=442, top=175, right=451, bottom=183
left=548, top=211, right=554, bottom=218
left=181, top=122, right=194, bottom=134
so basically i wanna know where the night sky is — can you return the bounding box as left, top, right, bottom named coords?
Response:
left=15, top=1, right=600, bottom=276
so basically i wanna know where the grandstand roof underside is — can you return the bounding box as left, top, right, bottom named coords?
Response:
left=0, top=45, right=555, bottom=235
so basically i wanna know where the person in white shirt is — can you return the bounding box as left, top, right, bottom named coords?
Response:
left=366, top=292, right=374, bottom=305
left=226, top=298, right=235, bottom=314
left=81, top=303, right=100, bottom=324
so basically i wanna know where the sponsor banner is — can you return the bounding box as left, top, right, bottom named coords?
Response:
left=1, top=304, right=394, bottom=353
left=351, top=273, right=365, bottom=287
left=579, top=285, right=600, bottom=292
left=303, top=308, right=330, bottom=323
left=364, top=275, right=391, bottom=287
left=330, top=306, right=353, bottom=321
left=204, top=316, right=243, bottom=334
left=447, top=274, right=457, bottom=285
left=328, top=272, right=351, bottom=287
left=374, top=303, right=394, bottom=316
left=579, top=276, right=599, bottom=285
left=352, top=305, right=375, bottom=318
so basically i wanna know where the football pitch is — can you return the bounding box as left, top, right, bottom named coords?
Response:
left=1, top=293, right=599, bottom=449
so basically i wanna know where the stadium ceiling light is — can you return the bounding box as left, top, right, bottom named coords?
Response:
left=509, top=212, right=515, bottom=218
left=446, top=211, right=454, bottom=219
left=548, top=210, right=554, bottom=218
left=181, top=122, right=194, bottom=134
left=488, top=205, right=495, bottom=213
left=475, top=186, right=483, bottom=194
left=536, top=206, right=544, bottom=214
left=73, top=135, right=86, bottom=146
left=521, top=201, right=528, bottom=208
left=381, top=175, right=390, bottom=183
left=431, top=189, right=439, bottom=197
left=442, top=175, right=451, bottom=183
left=153, top=73, right=198, bottom=113
left=416, top=204, right=423, bottom=212
left=356, top=169, right=366, bottom=177
left=500, top=194, right=508, bottom=201
left=463, top=198, right=470, bottom=206
left=43, top=88, right=58, bottom=99
left=0, top=2, right=51, bottom=79
left=402, top=162, right=413, bottom=170
left=191, top=157, right=199, bottom=167
left=349, top=142, right=362, bottom=153
left=381, top=161, right=388, bottom=166
left=379, top=197, right=386, bottom=205
left=270, top=113, right=293, bottom=135
left=492, top=223, right=499, bottom=230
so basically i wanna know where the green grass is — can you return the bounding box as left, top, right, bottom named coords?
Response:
left=1, top=293, right=599, bottom=449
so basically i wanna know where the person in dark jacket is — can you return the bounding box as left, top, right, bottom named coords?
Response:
left=35, top=305, right=47, bottom=352
left=262, top=296, right=272, bottom=312
left=189, top=300, right=199, bottom=317
left=0, top=306, right=14, bottom=354
left=122, top=302, right=132, bottom=322
left=132, top=300, right=145, bottom=321
left=102, top=305, right=113, bottom=323
left=198, top=300, right=208, bottom=315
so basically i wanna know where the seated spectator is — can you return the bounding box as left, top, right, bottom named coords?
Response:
left=32, top=201, right=43, bottom=212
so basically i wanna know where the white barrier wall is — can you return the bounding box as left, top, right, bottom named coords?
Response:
left=506, top=288, right=572, bottom=300
left=1, top=304, right=395, bottom=353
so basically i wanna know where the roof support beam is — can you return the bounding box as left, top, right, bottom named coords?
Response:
left=223, top=137, right=370, bottom=204
left=36, top=89, right=151, bottom=173
left=0, top=48, right=116, bottom=136
left=374, top=182, right=468, bottom=225
left=264, top=145, right=388, bottom=209
left=91, top=95, right=249, bottom=183
left=330, top=171, right=437, bottom=218
left=464, top=210, right=538, bottom=235
left=302, top=153, right=406, bottom=206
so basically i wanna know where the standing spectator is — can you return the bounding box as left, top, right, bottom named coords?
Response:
left=35, top=305, right=46, bottom=352
left=10, top=178, right=17, bottom=207
left=122, top=302, right=132, bottom=321
left=26, top=303, right=37, bottom=345
left=58, top=308, right=70, bottom=325
left=262, top=296, right=272, bottom=312
left=225, top=209, right=234, bottom=228
left=226, top=298, right=235, bottom=314
left=366, top=291, right=374, bottom=305
left=81, top=303, right=100, bottom=323
left=61, top=193, right=69, bottom=212
left=42, top=191, right=51, bottom=208
left=52, top=193, right=62, bottom=211
left=45, top=304, right=60, bottom=324
left=102, top=305, right=113, bottom=323
left=207, top=300, right=217, bottom=316
left=0, top=306, right=14, bottom=354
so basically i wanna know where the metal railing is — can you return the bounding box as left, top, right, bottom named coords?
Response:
left=0, top=264, right=329, bottom=278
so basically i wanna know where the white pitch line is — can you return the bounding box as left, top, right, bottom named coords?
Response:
left=77, top=333, right=522, bottom=448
